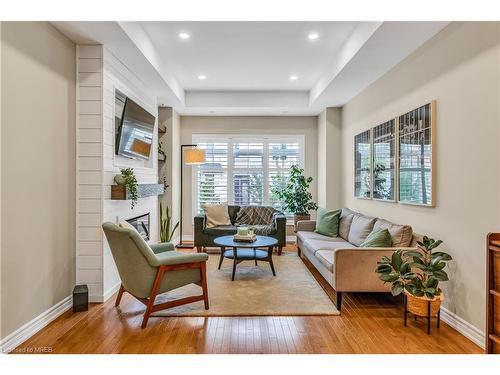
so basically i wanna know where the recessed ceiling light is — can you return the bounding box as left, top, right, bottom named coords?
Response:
left=308, top=32, right=319, bottom=40
left=179, top=32, right=190, bottom=40
left=198, top=74, right=207, bottom=80
left=289, top=75, right=298, bottom=81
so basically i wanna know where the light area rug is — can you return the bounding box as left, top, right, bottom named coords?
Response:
left=152, top=252, right=339, bottom=317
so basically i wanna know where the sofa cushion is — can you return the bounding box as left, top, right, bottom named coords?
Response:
left=339, top=208, right=356, bottom=240
left=202, top=203, right=231, bottom=228
left=348, top=214, right=376, bottom=246
left=315, top=208, right=341, bottom=237
left=360, top=228, right=392, bottom=247
left=297, top=230, right=341, bottom=243
left=302, top=238, right=356, bottom=255
left=203, top=225, right=237, bottom=235
left=372, top=218, right=413, bottom=247
left=315, top=250, right=335, bottom=272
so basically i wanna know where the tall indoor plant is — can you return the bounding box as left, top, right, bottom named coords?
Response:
left=272, top=164, right=318, bottom=229
left=375, top=236, right=452, bottom=320
left=159, top=202, right=179, bottom=243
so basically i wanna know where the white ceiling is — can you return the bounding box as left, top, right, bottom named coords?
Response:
left=139, top=21, right=359, bottom=90
left=53, top=21, right=449, bottom=116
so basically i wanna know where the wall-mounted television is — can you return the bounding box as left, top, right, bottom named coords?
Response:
left=115, top=90, right=155, bottom=161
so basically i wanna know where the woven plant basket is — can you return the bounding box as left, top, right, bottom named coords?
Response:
left=405, top=290, right=443, bottom=317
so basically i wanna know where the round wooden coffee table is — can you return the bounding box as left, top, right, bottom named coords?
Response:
left=214, top=235, right=278, bottom=281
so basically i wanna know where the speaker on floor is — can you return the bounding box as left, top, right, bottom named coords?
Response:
left=72, top=284, right=88, bottom=313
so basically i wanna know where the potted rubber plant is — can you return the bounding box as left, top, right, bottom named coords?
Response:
left=375, top=236, right=452, bottom=319
left=272, top=164, right=318, bottom=230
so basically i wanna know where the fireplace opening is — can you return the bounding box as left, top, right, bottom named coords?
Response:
left=126, top=213, right=150, bottom=241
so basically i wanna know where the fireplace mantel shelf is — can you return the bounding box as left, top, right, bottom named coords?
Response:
left=111, top=183, right=165, bottom=201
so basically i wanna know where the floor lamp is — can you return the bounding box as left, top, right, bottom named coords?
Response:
left=176, top=144, right=206, bottom=249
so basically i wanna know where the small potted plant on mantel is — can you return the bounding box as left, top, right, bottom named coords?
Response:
left=272, top=164, right=318, bottom=230
left=114, top=168, right=139, bottom=210
left=375, top=236, right=452, bottom=333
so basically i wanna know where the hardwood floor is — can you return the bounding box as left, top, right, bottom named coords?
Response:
left=14, top=246, right=482, bottom=354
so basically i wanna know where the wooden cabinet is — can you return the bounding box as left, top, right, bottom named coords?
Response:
left=486, top=233, right=500, bottom=353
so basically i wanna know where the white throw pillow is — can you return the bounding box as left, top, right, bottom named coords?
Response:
left=202, top=203, right=231, bottom=228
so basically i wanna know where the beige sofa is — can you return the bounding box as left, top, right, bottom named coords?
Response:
left=296, top=208, right=417, bottom=310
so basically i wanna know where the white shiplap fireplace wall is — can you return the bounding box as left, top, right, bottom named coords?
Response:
left=77, top=45, right=159, bottom=302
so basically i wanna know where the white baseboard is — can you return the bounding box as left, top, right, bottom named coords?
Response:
left=0, top=295, right=73, bottom=353
left=440, top=307, right=485, bottom=349
left=103, top=282, right=122, bottom=302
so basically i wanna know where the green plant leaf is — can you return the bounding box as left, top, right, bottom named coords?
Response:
left=432, top=262, right=446, bottom=271
left=431, top=270, right=449, bottom=281
left=431, top=255, right=443, bottom=267
left=399, top=261, right=411, bottom=274
left=432, top=251, right=452, bottom=261
left=411, top=262, right=428, bottom=271
left=425, top=277, right=439, bottom=288
left=401, top=272, right=418, bottom=280
left=412, top=256, right=424, bottom=265
left=428, top=240, right=443, bottom=250
left=375, top=264, right=393, bottom=274
left=391, top=251, right=403, bottom=271
left=404, top=250, right=422, bottom=258
left=391, top=282, right=404, bottom=296
left=379, top=273, right=400, bottom=283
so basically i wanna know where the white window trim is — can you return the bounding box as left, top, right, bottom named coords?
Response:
left=191, top=134, right=305, bottom=220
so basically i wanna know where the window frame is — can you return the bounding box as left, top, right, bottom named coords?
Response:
left=192, top=134, right=305, bottom=219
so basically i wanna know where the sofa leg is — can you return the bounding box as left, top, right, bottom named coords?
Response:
left=336, top=292, right=342, bottom=311
left=297, top=246, right=301, bottom=257
left=277, top=246, right=283, bottom=256
left=196, top=246, right=203, bottom=253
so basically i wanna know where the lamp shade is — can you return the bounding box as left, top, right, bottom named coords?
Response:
left=184, top=148, right=206, bottom=165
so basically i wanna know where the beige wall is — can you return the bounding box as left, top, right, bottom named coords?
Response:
left=341, top=22, right=500, bottom=331
left=1, top=22, right=76, bottom=338
left=180, top=116, right=318, bottom=235
left=317, top=107, right=342, bottom=209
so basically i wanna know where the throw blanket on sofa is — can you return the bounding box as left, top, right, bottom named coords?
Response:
left=235, top=206, right=278, bottom=235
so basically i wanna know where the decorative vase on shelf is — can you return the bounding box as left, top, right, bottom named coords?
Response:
left=114, top=174, right=126, bottom=185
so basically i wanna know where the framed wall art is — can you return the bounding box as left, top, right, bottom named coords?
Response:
left=397, top=101, right=436, bottom=206
left=354, top=129, right=372, bottom=199
left=373, top=119, right=396, bottom=202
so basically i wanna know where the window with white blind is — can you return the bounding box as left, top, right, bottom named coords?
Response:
left=192, top=135, right=304, bottom=216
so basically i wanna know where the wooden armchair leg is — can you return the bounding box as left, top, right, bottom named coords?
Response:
left=196, top=246, right=203, bottom=253
left=115, top=284, right=125, bottom=306
left=200, top=262, right=209, bottom=310
left=141, top=267, right=165, bottom=329
left=277, top=246, right=283, bottom=256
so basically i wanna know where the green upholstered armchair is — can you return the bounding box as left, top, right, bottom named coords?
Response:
left=102, top=222, right=209, bottom=328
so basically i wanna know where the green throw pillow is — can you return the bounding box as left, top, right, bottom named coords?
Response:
left=314, top=208, right=341, bottom=237
left=360, top=229, right=393, bottom=247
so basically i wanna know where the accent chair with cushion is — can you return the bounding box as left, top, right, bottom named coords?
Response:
left=194, top=205, right=287, bottom=255
left=296, top=208, right=418, bottom=310
left=102, top=222, right=209, bottom=328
